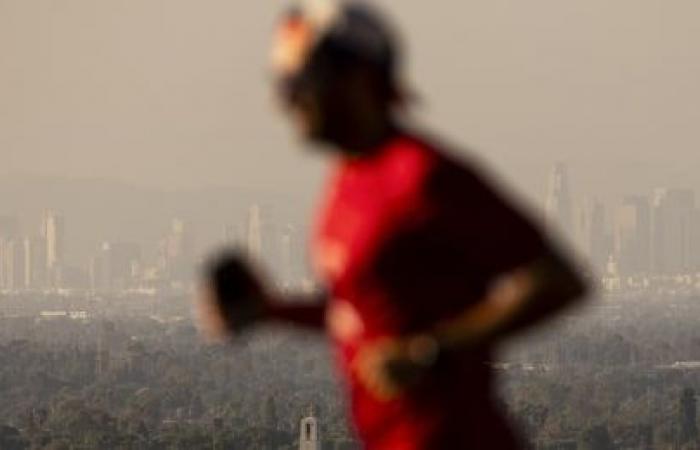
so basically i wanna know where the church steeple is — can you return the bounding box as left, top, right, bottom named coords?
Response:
left=299, top=405, right=320, bottom=450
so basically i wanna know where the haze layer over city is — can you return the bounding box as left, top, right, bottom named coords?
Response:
left=1, top=1, right=700, bottom=449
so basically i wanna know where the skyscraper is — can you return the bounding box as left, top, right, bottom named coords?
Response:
left=23, top=236, right=47, bottom=290
left=589, top=201, right=611, bottom=273
left=0, top=239, right=25, bottom=291
left=0, top=239, right=6, bottom=289
left=574, top=197, right=611, bottom=273
left=247, top=204, right=263, bottom=261
left=614, top=195, right=651, bottom=275
left=90, top=242, right=113, bottom=292
left=0, top=216, right=19, bottom=290
left=544, top=162, right=573, bottom=234
left=160, top=219, right=193, bottom=283
left=280, top=225, right=294, bottom=289
left=91, top=241, right=141, bottom=291
left=652, top=189, right=695, bottom=274
left=42, top=210, right=65, bottom=287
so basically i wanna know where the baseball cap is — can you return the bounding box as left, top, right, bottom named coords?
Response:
left=272, top=0, right=399, bottom=77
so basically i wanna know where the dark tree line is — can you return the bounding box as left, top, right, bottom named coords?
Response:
left=3, top=292, right=700, bottom=449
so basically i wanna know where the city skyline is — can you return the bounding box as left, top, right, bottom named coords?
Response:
left=4, top=162, right=700, bottom=295
left=0, top=203, right=312, bottom=293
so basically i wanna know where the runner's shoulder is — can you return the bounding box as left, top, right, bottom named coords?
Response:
left=397, top=132, right=493, bottom=201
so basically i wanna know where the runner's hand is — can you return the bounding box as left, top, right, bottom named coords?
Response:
left=353, top=335, right=440, bottom=401
left=194, top=252, right=271, bottom=342
left=194, top=282, right=236, bottom=343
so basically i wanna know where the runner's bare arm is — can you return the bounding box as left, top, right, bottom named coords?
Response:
left=430, top=248, right=588, bottom=352
left=266, top=292, right=328, bottom=329
left=352, top=248, right=587, bottom=401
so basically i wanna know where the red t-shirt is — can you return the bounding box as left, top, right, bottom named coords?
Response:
left=313, top=133, right=545, bottom=450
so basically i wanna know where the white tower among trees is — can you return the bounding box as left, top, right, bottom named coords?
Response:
left=299, top=406, right=320, bottom=450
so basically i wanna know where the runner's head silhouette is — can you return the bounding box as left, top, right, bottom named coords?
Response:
left=271, top=1, right=406, bottom=152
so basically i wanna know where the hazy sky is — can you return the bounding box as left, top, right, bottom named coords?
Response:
left=1, top=0, right=699, bottom=205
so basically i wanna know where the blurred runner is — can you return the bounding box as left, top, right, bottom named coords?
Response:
left=196, top=1, right=588, bottom=449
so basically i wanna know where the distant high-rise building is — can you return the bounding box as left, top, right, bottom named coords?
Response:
left=544, top=162, right=573, bottom=234
left=172, top=219, right=193, bottom=259
left=589, top=201, right=611, bottom=273
left=692, top=208, right=700, bottom=271
left=92, top=241, right=141, bottom=291
left=0, top=240, right=6, bottom=289
left=247, top=204, right=292, bottom=276
left=247, top=204, right=263, bottom=261
left=280, top=226, right=293, bottom=288
left=614, top=196, right=651, bottom=275
left=575, top=198, right=611, bottom=273
left=111, top=242, right=141, bottom=286
left=23, top=236, right=47, bottom=290
left=0, top=239, right=25, bottom=290
left=42, top=210, right=65, bottom=287
left=652, top=188, right=695, bottom=274
left=90, top=243, right=113, bottom=291
left=299, top=407, right=320, bottom=450
left=0, top=216, right=20, bottom=288
left=160, top=219, right=193, bottom=283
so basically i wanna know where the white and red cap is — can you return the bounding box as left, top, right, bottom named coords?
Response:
left=272, top=0, right=398, bottom=77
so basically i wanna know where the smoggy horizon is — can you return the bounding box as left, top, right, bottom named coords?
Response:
left=2, top=0, right=699, bottom=207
